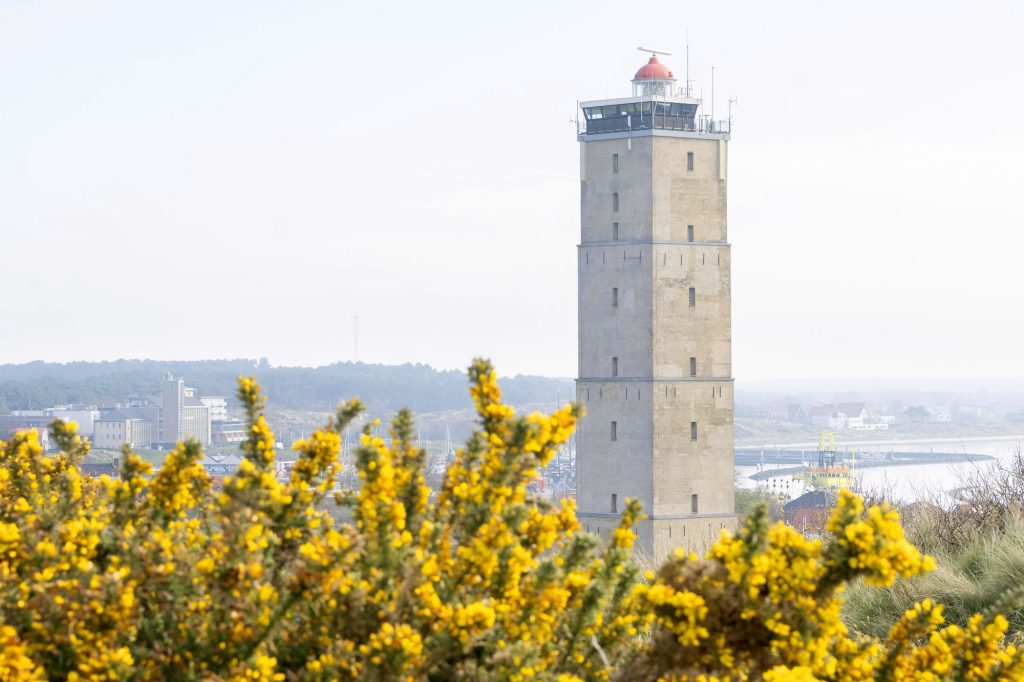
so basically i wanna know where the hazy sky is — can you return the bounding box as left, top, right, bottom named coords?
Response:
left=2, top=0, right=1023, bottom=379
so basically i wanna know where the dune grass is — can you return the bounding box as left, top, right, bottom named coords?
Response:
left=843, top=509, right=1024, bottom=640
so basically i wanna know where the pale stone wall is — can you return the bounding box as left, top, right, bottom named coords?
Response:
left=651, top=381, right=734, bottom=516
left=580, top=137, right=653, bottom=244
left=126, top=419, right=154, bottom=449
left=652, top=137, right=728, bottom=243
left=93, top=420, right=126, bottom=448
left=652, top=244, right=731, bottom=377
left=576, top=381, right=654, bottom=524
left=94, top=417, right=153, bottom=449
left=577, top=244, right=652, bottom=379
left=577, top=128, right=736, bottom=561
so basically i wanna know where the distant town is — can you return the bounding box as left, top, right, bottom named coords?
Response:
left=0, top=374, right=243, bottom=452
left=743, top=401, right=1019, bottom=431
left=3, top=369, right=1022, bottom=456
left=735, top=391, right=1024, bottom=445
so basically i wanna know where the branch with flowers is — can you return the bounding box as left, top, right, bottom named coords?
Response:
left=0, top=359, right=1021, bottom=680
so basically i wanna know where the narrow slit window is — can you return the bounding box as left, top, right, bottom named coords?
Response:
left=688, top=287, right=696, bottom=307
left=612, top=153, right=619, bottom=173
left=611, top=421, right=618, bottom=441
left=690, top=357, right=697, bottom=376
left=686, top=152, right=694, bottom=172
left=612, top=222, right=619, bottom=240
left=611, top=493, right=618, bottom=513
left=612, top=193, right=619, bottom=212
left=691, top=494, right=699, bottom=513
left=687, top=225, right=694, bottom=242
left=612, top=287, right=618, bottom=307
left=612, top=356, right=618, bottom=376
left=690, top=421, right=698, bottom=441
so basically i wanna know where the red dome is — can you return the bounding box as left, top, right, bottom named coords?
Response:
left=634, top=56, right=673, bottom=80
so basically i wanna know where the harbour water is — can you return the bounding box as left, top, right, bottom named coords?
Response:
left=738, top=435, right=1024, bottom=503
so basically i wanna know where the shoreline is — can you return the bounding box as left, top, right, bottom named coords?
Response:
left=744, top=451, right=994, bottom=481
left=737, top=433, right=1024, bottom=451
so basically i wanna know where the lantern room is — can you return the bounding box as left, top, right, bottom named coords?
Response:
left=631, top=55, right=676, bottom=97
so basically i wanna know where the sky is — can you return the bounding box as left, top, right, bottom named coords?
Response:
left=2, top=0, right=1023, bottom=380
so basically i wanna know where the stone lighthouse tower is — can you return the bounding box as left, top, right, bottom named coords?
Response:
left=575, top=53, right=736, bottom=559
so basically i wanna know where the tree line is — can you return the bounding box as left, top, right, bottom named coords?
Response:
left=0, top=359, right=574, bottom=414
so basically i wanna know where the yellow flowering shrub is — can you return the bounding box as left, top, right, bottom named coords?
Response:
left=0, top=359, right=1021, bottom=681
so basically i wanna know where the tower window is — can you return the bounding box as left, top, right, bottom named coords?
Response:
left=689, top=357, right=697, bottom=376
left=691, top=494, right=699, bottom=513
left=611, top=356, right=618, bottom=376
left=612, top=287, right=619, bottom=307
left=611, top=421, right=618, bottom=441
left=687, top=225, right=694, bottom=242
left=688, top=287, right=696, bottom=306
left=611, top=493, right=618, bottom=513
left=690, top=421, right=698, bottom=441
left=612, top=193, right=619, bottom=212
left=687, top=152, right=694, bottom=172
left=612, top=153, right=619, bottom=173
left=613, top=222, right=619, bottom=240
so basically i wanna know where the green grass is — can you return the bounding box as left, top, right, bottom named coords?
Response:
left=86, top=448, right=161, bottom=463
left=842, top=511, right=1024, bottom=639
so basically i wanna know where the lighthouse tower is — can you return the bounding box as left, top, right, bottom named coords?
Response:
left=575, top=54, right=736, bottom=559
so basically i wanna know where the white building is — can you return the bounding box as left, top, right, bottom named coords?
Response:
left=44, top=406, right=100, bottom=436
left=183, top=400, right=212, bottom=445
left=200, top=396, right=229, bottom=422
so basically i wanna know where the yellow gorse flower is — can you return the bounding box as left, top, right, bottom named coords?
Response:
left=0, top=359, right=1019, bottom=680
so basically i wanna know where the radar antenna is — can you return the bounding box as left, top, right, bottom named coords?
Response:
left=637, top=46, right=672, bottom=57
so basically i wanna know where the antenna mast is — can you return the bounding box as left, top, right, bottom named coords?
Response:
left=685, top=30, right=691, bottom=97
left=711, top=66, right=715, bottom=121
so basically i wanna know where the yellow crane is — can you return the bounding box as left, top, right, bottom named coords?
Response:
left=800, top=430, right=855, bottom=493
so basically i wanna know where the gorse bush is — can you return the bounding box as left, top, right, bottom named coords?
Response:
left=843, top=509, right=1024, bottom=642
left=844, top=471, right=1024, bottom=643
left=1, top=359, right=1022, bottom=680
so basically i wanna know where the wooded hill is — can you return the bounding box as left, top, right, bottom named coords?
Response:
left=0, top=359, right=574, bottom=414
